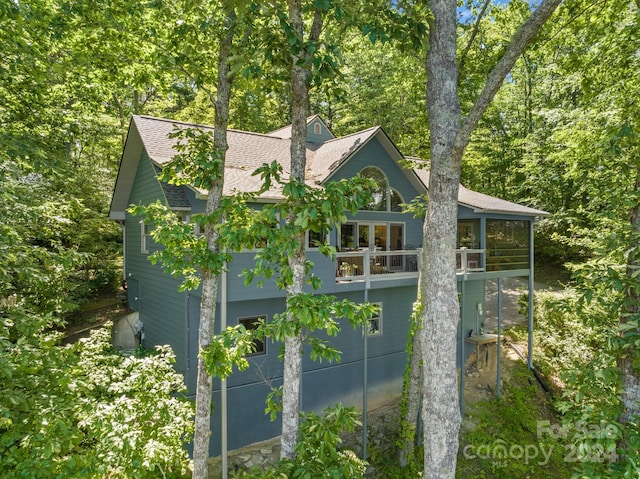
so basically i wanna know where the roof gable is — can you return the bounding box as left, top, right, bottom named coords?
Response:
left=266, top=115, right=335, bottom=144
left=109, top=115, right=548, bottom=220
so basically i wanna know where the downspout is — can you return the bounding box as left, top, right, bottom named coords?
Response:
left=497, top=277, right=502, bottom=397
left=362, top=250, right=371, bottom=461
left=221, top=263, right=228, bottom=479
left=459, top=280, right=466, bottom=414
left=527, top=219, right=535, bottom=370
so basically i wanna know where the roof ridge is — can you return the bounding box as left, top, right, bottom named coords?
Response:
left=134, top=115, right=290, bottom=141
left=321, top=125, right=380, bottom=144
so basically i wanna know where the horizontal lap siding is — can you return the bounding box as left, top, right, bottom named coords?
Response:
left=126, top=153, right=189, bottom=376
left=458, top=278, right=486, bottom=366
left=207, top=286, right=415, bottom=453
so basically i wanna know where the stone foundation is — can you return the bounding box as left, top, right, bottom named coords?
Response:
left=207, top=437, right=281, bottom=478
left=207, top=395, right=402, bottom=478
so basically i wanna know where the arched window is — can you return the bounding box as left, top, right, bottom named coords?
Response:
left=390, top=188, right=404, bottom=212
left=360, top=167, right=403, bottom=212
left=360, top=166, right=387, bottom=211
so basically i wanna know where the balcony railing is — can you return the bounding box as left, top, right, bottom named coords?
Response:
left=456, top=248, right=485, bottom=276
left=335, top=248, right=487, bottom=283
left=335, top=250, right=420, bottom=283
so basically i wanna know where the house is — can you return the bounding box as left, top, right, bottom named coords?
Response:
left=109, top=115, right=547, bottom=456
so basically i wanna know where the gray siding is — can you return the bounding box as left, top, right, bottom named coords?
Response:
left=125, top=153, right=190, bottom=376
left=201, top=286, right=415, bottom=455
left=330, top=138, right=424, bottom=248
left=307, top=118, right=334, bottom=144
left=117, top=135, right=537, bottom=457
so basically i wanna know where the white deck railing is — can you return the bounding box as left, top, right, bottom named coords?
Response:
left=335, top=250, right=419, bottom=283
left=335, top=248, right=486, bottom=283
left=456, top=248, right=485, bottom=276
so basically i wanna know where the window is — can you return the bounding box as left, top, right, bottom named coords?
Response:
left=141, top=221, right=151, bottom=254
left=390, top=189, right=404, bottom=212
left=361, top=166, right=387, bottom=211
left=306, top=230, right=326, bottom=249
left=486, top=220, right=530, bottom=271
left=188, top=213, right=206, bottom=236
left=339, top=222, right=405, bottom=252
left=239, top=315, right=266, bottom=356
left=340, top=222, right=357, bottom=250
left=457, top=220, right=480, bottom=249
left=313, top=122, right=322, bottom=135
left=368, top=303, right=382, bottom=336
left=359, top=167, right=405, bottom=212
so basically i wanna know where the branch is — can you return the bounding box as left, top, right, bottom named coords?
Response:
left=310, top=7, right=323, bottom=43
left=459, top=0, right=492, bottom=74
left=453, top=0, right=564, bottom=158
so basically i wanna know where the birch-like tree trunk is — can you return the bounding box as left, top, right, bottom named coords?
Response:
left=192, top=8, right=235, bottom=478
left=420, top=0, right=563, bottom=476
left=280, top=0, right=313, bottom=460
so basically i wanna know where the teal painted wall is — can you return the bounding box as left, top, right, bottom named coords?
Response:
left=119, top=134, right=538, bottom=456
left=307, top=118, right=334, bottom=144
left=198, top=286, right=415, bottom=455
left=329, top=137, right=425, bottom=249
left=125, top=153, right=190, bottom=377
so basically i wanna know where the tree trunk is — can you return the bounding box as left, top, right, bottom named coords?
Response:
left=280, top=0, right=309, bottom=460
left=192, top=8, right=235, bottom=478
left=619, top=167, right=640, bottom=443
left=279, top=0, right=323, bottom=460
left=420, top=0, right=563, bottom=477
left=421, top=3, right=463, bottom=476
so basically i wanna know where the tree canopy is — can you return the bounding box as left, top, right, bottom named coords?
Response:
left=2, top=0, right=640, bottom=476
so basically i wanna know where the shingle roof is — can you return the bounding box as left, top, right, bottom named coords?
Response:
left=115, top=115, right=547, bottom=218
left=265, top=114, right=323, bottom=139
left=153, top=165, right=191, bottom=209
left=306, top=127, right=379, bottom=183
left=412, top=168, right=548, bottom=216
left=134, top=115, right=291, bottom=199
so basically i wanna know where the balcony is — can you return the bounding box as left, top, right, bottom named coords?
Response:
left=335, top=250, right=420, bottom=283
left=456, top=248, right=485, bottom=277
left=334, top=248, right=488, bottom=284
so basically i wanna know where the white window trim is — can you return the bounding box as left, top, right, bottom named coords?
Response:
left=390, top=188, right=405, bottom=212
left=305, top=230, right=328, bottom=250
left=339, top=221, right=406, bottom=251
left=360, top=166, right=393, bottom=212
left=368, top=302, right=382, bottom=336
left=141, top=221, right=151, bottom=254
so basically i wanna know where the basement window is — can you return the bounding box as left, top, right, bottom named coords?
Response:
left=368, top=303, right=382, bottom=336
left=239, top=315, right=266, bottom=356
left=141, top=222, right=151, bottom=254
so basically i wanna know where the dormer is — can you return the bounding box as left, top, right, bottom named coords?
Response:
left=266, top=115, right=335, bottom=145
left=306, top=115, right=334, bottom=145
